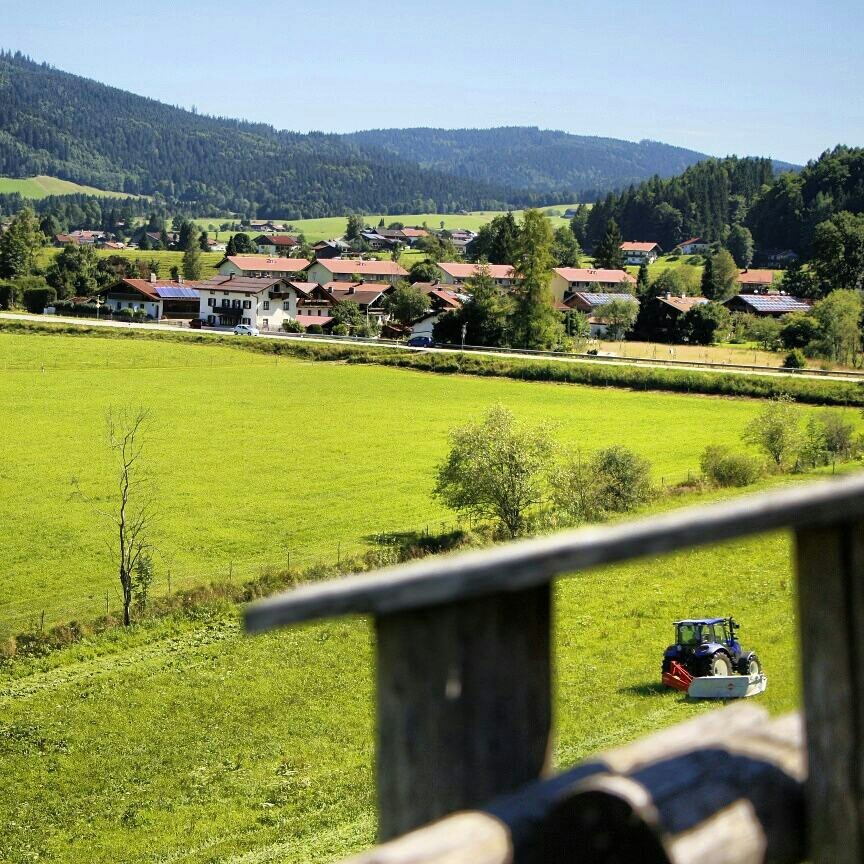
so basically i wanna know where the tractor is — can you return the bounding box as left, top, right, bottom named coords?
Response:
left=661, top=617, right=761, bottom=686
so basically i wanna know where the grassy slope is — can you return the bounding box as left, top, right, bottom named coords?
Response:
left=0, top=487, right=800, bottom=864
left=0, top=175, right=140, bottom=199
left=1, top=330, right=843, bottom=633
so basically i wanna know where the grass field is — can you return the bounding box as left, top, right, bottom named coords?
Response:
left=0, top=329, right=847, bottom=634
left=34, top=247, right=224, bottom=279
left=0, top=175, right=140, bottom=200
left=0, top=327, right=846, bottom=863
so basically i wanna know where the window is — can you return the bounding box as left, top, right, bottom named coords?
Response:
left=263, top=301, right=270, bottom=311
left=283, top=301, right=290, bottom=311
left=243, top=300, right=251, bottom=309
left=242, top=317, right=251, bottom=325
left=221, top=299, right=229, bottom=308
left=207, top=298, right=215, bottom=307
left=207, top=314, right=214, bottom=324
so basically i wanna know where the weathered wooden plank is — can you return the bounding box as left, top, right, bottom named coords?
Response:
left=245, top=474, right=864, bottom=632
left=796, top=520, right=864, bottom=864
left=375, top=585, right=551, bottom=841
left=341, top=708, right=805, bottom=864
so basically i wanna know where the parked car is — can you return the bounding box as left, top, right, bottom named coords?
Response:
left=189, top=318, right=206, bottom=329
left=233, top=324, right=260, bottom=336
left=407, top=335, right=434, bottom=348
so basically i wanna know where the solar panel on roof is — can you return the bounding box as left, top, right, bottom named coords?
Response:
left=740, top=295, right=809, bottom=312
left=153, top=286, right=200, bottom=299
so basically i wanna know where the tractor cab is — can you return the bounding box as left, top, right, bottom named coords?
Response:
left=663, top=616, right=757, bottom=679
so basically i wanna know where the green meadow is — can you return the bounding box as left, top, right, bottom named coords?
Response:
left=0, top=327, right=845, bottom=863
left=0, top=175, right=140, bottom=200
left=34, top=247, right=224, bottom=279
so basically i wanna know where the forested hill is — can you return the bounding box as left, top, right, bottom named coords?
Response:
left=0, top=52, right=553, bottom=218
left=343, top=127, right=751, bottom=198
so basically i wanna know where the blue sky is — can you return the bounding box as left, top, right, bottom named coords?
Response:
left=3, top=0, right=861, bottom=164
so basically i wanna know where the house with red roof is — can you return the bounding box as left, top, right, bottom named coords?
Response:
left=305, top=258, right=408, bottom=286
left=737, top=269, right=776, bottom=293
left=98, top=275, right=200, bottom=320
left=620, top=241, right=661, bottom=265
left=254, top=234, right=299, bottom=255
left=433, top=262, right=518, bottom=287
left=549, top=268, right=637, bottom=303
left=673, top=238, right=711, bottom=255
left=217, top=255, right=311, bottom=278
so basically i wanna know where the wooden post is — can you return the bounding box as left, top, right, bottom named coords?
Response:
left=796, top=519, right=864, bottom=864
left=374, top=584, right=551, bottom=840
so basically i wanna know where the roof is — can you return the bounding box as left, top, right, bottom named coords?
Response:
left=287, top=281, right=319, bottom=296
left=428, top=288, right=463, bottom=309
left=569, top=292, right=638, bottom=307
left=674, top=618, right=726, bottom=625
left=296, top=315, right=334, bottom=327
left=221, top=256, right=310, bottom=273
left=327, top=284, right=389, bottom=305
left=436, top=262, right=516, bottom=280
left=103, top=279, right=199, bottom=300
left=728, top=294, right=811, bottom=313
left=675, top=238, right=705, bottom=247
left=400, top=228, right=429, bottom=238
left=738, top=269, right=775, bottom=285
left=312, top=259, right=408, bottom=276
left=620, top=242, right=661, bottom=252
left=152, top=285, right=199, bottom=299
left=198, top=275, right=289, bottom=295
left=256, top=234, right=298, bottom=247
left=657, top=295, right=710, bottom=313
left=554, top=267, right=637, bottom=284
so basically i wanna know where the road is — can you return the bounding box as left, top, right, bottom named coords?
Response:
left=2, top=311, right=862, bottom=383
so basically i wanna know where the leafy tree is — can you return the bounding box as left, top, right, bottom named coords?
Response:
left=563, top=309, right=591, bottom=343
left=778, top=259, right=818, bottom=298
left=469, top=212, right=520, bottom=264
left=511, top=209, right=564, bottom=349
left=592, top=219, right=625, bottom=270
left=345, top=214, right=366, bottom=241
left=0, top=207, right=42, bottom=278
left=569, top=205, right=589, bottom=247
left=231, top=232, right=255, bottom=254
left=801, top=410, right=858, bottom=472
left=779, top=312, right=820, bottom=349
left=591, top=446, right=652, bottom=513
left=39, top=213, right=62, bottom=240
left=409, top=259, right=441, bottom=283
left=747, top=316, right=782, bottom=350
left=647, top=266, right=699, bottom=299
left=551, top=453, right=602, bottom=523
left=681, top=301, right=731, bottom=345
left=383, top=281, right=430, bottom=326
left=600, top=298, right=638, bottom=340
left=434, top=405, right=555, bottom=538
left=726, top=224, right=754, bottom=268
left=159, top=228, right=170, bottom=250
left=45, top=243, right=100, bottom=298
left=743, top=394, right=801, bottom=468
left=702, top=249, right=739, bottom=301
left=416, top=234, right=458, bottom=262
left=551, top=225, right=581, bottom=267
left=461, top=261, right=514, bottom=346
left=810, top=289, right=863, bottom=365
left=182, top=232, right=202, bottom=280
left=330, top=299, right=364, bottom=329
left=811, top=211, right=864, bottom=293
left=138, top=232, right=151, bottom=251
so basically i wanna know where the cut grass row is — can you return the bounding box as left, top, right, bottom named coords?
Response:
left=2, top=326, right=851, bottom=633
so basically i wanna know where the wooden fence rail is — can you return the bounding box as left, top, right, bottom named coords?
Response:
left=245, top=474, right=864, bottom=863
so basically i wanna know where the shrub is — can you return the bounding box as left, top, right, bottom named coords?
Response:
left=592, top=446, right=653, bottom=512
left=330, top=323, right=348, bottom=335
left=118, top=307, right=136, bottom=320
left=700, top=444, right=762, bottom=487
left=307, top=323, right=325, bottom=334
left=282, top=318, right=304, bottom=333
left=0, top=282, right=16, bottom=309
left=22, top=285, right=56, bottom=314
left=784, top=349, right=806, bottom=369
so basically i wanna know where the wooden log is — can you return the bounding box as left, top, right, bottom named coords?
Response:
left=339, top=707, right=805, bottom=864
left=245, top=474, right=864, bottom=633
left=796, top=520, right=864, bottom=864
left=374, top=584, right=551, bottom=841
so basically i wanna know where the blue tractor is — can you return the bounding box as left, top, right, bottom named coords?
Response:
left=662, top=617, right=761, bottom=680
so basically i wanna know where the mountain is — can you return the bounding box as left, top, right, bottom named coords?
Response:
left=342, top=127, right=782, bottom=198
left=0, top=52, right=548, bottom=218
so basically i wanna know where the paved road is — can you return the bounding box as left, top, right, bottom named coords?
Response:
left=2, top=311, right=862, bottom=383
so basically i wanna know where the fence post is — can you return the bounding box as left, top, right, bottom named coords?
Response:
left=796, top=518, right=864, bottom=864
left=374, top=583, right=552, bottom=841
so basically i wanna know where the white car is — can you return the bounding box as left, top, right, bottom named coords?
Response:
left=233, top=324, right=260, bottom=336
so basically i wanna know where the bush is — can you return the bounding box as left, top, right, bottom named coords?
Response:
left=700, top=445, right=762, bottom=487
left=592, top=446, right=653, bottom=512
left=22, top=285, right=57, bottom=314
left=282, top=318, right=304, bottom=333
left=0, top=282, right=17, bottom=309
left=784, top=349, right=806, bottom=369
left=307, top=323, right=324, bottom=334
left=331, top=323, right=348, bottom=336
left=118, top=307, right=136, bottom=320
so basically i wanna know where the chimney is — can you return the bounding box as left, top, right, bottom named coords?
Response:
left=178, top=275, right=184, bottom=285
left=149, top=272, right=157, bottom=283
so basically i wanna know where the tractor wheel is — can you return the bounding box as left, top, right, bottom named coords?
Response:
left=708, top=653, right=733, bottom=676
left=743, top=655, right=761, bottom=677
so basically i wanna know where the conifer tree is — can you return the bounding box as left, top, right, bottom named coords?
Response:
left=593, top=219, right=625, bottom=270
left=182, top=233, right=202, bottom=280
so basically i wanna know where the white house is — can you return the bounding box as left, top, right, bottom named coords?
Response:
left=620, top=241, right=661, bottom=265
left=254, top=235, right=299, bottom=255
left=98, top=276, right=200, bottom=319
left=217, top=255, right=311, bottom=278
left=549, top=268, right=637, bottom=303
left=304, top=258, right=408, bottom=286
left=198, top=274, right=324, bottom=330
left=674, top=238, right=711, bottom=255
left=434, top=262, right=517, bottom=287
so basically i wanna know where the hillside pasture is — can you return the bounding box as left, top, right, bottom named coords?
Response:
left=0, top=175, right=141, bottom=199
left=0, top=329, right=846, bottom=633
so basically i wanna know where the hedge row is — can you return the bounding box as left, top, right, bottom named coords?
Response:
left=3, top=319, right=863, bottom=407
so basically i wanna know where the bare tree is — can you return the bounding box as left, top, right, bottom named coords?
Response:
left=103, top=407, right=155, bottom=626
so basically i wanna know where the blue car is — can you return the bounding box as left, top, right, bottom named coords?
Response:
left=407, top=335, right=434, bottom=348
left=662, top=617, right=761, bottom=678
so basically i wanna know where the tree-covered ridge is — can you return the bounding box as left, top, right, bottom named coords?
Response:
left=0, top=52, right=555, bottom=218
left=342, top=126, right=719, bottom=198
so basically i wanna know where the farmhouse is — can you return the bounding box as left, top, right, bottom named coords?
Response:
left=549, top=267, right=637, bottom=303
left=409, top=286, right=465, bottom=339
left=198, top=274, right=318, bottom=330
left=99, top=275, right=200, bottom=320
left=323, top=282, right=390, bottom=321
left=312, top=240, right=351, bottom=259
left=737, top=269, right=775, bottom=293
left=254, top=234, right=298, bottom=255
left=217, top=255, right=311, bottom=278
left=145, top=230, right=180, bottom=248
left=674, top=237, right=711, bottom=255
left=305, top=258, right=408, bottom=286
left=434, top=262, right=517, bottom=287
left=55, top=230, right=108, bottom=247
left=565, top=291, right=639, bottom=337
left=638, top=294, right=710, bottom=343
left=724, top=294, right=811, bottom=317
left=620, top=241, right=661, bottom=265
